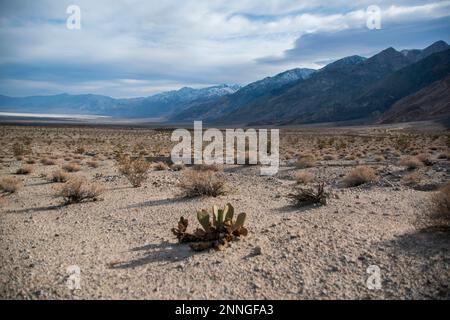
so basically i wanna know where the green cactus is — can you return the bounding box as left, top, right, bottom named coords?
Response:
left=172, top=203, right=248, bottom=251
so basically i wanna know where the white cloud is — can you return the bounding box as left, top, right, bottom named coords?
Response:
left=0, top=0, right=449, bottom=97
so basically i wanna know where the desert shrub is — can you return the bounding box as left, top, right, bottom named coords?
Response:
left=48, top=169, right=70, bottom=183
left=192, top=163, right=221, bottom=172
left=179, top=169, right=226, bottom=197
left=374, top=155, right=385, bottom=162
left=294, top=171, right=314, bottom=184
left=416, top=153, right=432, bottom=166
left=118, top=156, right=151, bottom=187
left=75, top=146, right=85, bottom=154
left=153, top=161, right=169, bottom=171
left=16, top=165, right=33, bottom=175
left=288, top=183, right=328, bottom=206
left=343, top=166, right=377, bottom=187
left=170, top=163, right=185, bottom=171
left=395, top=135, right=410, bottom=151
left=86, top=160, right=99, bottom=168
left=323, top=154, right=336, bottom=161
left=0, top=176, right=22, bottom=194
left=41, top=158, right=57, bottom=166
left=63, top=162, right=81, bottom=172
left=12, top=142, right=31, bottom=157
left=296, top=155, right=316, bottom=168
left=425, top=183, right=450, bottom=228
left=437, top=152, right=449, bottom=160
left=399, top=156, right=423, bottom=170
left=402, top=172, right=422, bottom=186
left=57, top=177, right=103, bottom=205
left=26, top=158, right=36, bottom=164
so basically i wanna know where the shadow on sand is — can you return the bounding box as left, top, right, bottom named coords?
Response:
left=109, top=240, right=197, bottom=269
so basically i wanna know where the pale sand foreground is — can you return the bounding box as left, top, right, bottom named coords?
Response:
left=0, top=125, right=449, bottom=299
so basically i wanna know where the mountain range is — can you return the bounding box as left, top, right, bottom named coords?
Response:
left=1, top=40, right=449, bottom=125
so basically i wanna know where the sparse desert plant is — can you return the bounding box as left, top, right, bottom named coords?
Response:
left=294, top=171, right=314, bottom=184
left=323, top=154, right=336, bottom=161
left=437, top=152, right=449, bottom=160
left=343, top=166, right=377, bottom=187
left=179, top=169, right=226, bottom=197
left=296, top=155, right=316, bottom=168
left=41, top=158, right=57, bottom=166
left=118, top=156, right=151, bottom=187
left=399, top=156, right=423, bottom=170
left=374, top=155, right=385, bottom=162
left=25, top=158, right=36, bottom=164
left=86, top=160, right=99, bottom=168
left=192, top=163, right=221, bottom=172
left=75, top=146, right=85, bottom=154
left=0, top=176, right=22, bottom=194
left=12, top=142, right=31, bottom=157
left=402, top=172, right=422, bottom=186
left=16, top=165, right=33, bottom=175
left=417, top=153, right=433, bottom=166
left=423, top=183, right=450, bottom=228
left=57, top=177, right=103, bottom=205
left=170, top=163, right=185, bottom=171
left=153, top=161, right=169, bottom=171
left=48, top=169, right=70, bottom=183
left=288, top=183, right=328, bottom=206
left=172, top=203, right=248, bottom=251
left=63, top=162, right=81, bottom=172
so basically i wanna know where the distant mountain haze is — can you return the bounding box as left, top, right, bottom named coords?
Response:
left=1, top=40, right=449, bottom=125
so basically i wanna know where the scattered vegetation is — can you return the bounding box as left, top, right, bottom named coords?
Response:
left=41, top=158, right=57, bottom=166
left=48, top=169, right=70, bottom=183
left=63, top=162, right=82, bottom=172
left=0, top=176, right=22, bottom=195
left=16, top=165, right=34, bottom=175
left=343, top=165, right=377, bottom=187
left=178, top=169, right=226, bottom=197
left=118, top=156, right=151, bottom=187
left=294, top=171, right=314, bottom=184
left=57, top=177, right=104, bottom=205
left=172, top=203, right=248, bottom=251
left=153, top=161, right=170, bottom=171
left=296, top=155, right=316, bottom=168
left=399, top=156, right=423, bottom=170
left=288, top=183, right=328, bottom=207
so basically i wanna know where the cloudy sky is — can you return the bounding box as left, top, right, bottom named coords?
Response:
left=0, top=0, right=449, bottom=98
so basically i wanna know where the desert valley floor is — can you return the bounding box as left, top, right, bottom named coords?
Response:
left=0, top=123, right=449, bottom=299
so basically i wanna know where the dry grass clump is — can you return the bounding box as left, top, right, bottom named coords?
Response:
left=294, top=171, right=314, bottom=184
left=322, top=154, right=336, bottom=161
left=153, top=161, right=170, bottom=171
left=41, top=158, right=57, bottom=166
left=16, top=165, right=34, bottom=175
left=179, top=169, right=226, bottom=197
left=296, top=155, right=316, bottom=168
left=437, top=152, right=449, bottom=160
left=118, top=156, right=151, bottom=187
left=63, top=162, right=82, bottom=172
left=192, top=163, right=221, bottom=172
left=25, top=158, right=36, bottom=164
left=343, top=165, right=377, bottom=187
left=0, top=176, right=22, bottom=194
left=48, top=169, right=70, bottom=183
left=399, top=156, right=423, bottom=170
left=426, top=183, right=450, bottom=228
left=374, top=155, right=385, bottom=162
left=402, top=172, right=422, bottom=186
left=57, top=177, right=103, bottom=205
left=416, top=153, right=432, bottom=166
left=86, top=160, right=99, bottom=168
left=170, top=163, right=185, bottom=171
left=288, top=183, right=328, bottom=207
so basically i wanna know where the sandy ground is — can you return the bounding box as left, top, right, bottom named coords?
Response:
left=1, top=155, right=449, bottom=299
